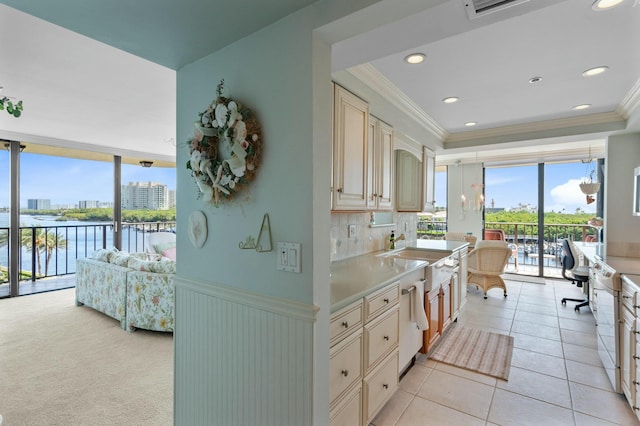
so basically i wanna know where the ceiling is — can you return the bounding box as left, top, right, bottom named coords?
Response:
left=0, top=0, right=638, bottom=166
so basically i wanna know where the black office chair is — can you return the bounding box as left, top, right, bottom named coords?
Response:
left=560, top=239, right=590, bottom=312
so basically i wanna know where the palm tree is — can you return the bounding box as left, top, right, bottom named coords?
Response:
left=43, top=231, right=67, bottom=276
left=20, top=227, right=68, bottom=277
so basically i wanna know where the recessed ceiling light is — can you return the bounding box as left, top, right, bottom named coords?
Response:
left=573, top=104, right=592, bottom=110
left=582, top=66, right=609, bottom=77
left=404, top=53, right=425, bottom=64
left=465, top=122, right=477, bottom=127
left=529, top=76, right=543, bottom=84
left=442, top=97, right=459, bottom=104
left=592, top=0, right=625, bottom=10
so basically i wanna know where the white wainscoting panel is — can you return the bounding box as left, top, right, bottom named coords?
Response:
left=174, top=277, right=317, bottom=426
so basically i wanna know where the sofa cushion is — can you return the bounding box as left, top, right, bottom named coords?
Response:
left=128, top=257, right=176, bottom=274
left=110, top=251, right=131, bottom=267
left=92, top=247, right=119, bottom=262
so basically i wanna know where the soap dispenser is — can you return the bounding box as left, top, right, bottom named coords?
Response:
left=389, top=230, right=395, bottom=250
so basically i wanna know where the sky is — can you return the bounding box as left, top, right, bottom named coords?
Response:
left=2, top=151, right=597, bottom=213
left=0, top=152, right=176, bottom=208
left=436, top=161, right=599, bottom=214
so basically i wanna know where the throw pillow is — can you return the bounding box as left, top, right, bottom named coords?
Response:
left=154, top=242, right=177, bottom=261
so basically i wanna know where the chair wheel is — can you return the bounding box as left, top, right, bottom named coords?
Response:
left=561, top=300, right=567, bottom=305
left=484, top=295, right=488, bottom=299
left=575, top=306, right=580, bottom=312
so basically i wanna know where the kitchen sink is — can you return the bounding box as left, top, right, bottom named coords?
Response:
left=377, top=248, right=437, bottom=262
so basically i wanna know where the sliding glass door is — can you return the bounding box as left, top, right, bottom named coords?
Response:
left=484, top=160, right=603, bottom=278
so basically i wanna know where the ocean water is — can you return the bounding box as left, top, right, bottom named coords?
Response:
left=0, top=212, right=151, bottom=277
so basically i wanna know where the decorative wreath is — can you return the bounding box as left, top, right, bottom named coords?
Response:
left=187, top=79, right=262, bottom=205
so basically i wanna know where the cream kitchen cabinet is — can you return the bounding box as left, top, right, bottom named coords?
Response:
left=367, top=116, right=394, bottom=210
left=395, top=145, right=436, bottom=212
left=395, top=149, right=422, bottom=212
left=620, top=276, right=640, bottom=417
left=329, top=282, right=400, bottom=426
left=422, top=147, right=436, bottom=212
left=332, top=83, right=369, bottom=210
left=424, top=277, right=452, bottom=353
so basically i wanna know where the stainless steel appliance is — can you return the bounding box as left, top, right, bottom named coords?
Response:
left=593, top=259, right=622, bottom=393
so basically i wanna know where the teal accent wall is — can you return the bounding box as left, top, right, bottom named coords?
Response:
left=176, top=9, right=317, bottom=304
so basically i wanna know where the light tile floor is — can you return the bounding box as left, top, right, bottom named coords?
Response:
left=372, top=278, right=640, bottom=426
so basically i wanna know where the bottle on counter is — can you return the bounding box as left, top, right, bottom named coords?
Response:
left=390, top=230, right=395, bottom=250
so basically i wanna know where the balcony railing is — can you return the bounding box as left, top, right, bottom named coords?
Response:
left=417, top=218, right=599, bottom=277
left=0, top=221, right=175, bottom=284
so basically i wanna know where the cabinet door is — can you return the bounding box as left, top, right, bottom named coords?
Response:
left=424, top=286, right=441, bottom=352
left=395, top=150, right=423, bottom=212
left=366, top=117, right=377, bottom=209
left=459, top=251, right=468, bottom=311
left=422, top=147, right=435, bottom=212
left=441, top=280, right=452, bottom=331
left=377, top=121, right=394, bottom=210
left=621, top=307, right=636, bottom=403
left=332, top=84, right=369, bottom=210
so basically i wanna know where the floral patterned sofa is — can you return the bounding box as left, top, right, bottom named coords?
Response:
left=75, top=247, right=175, bottom=332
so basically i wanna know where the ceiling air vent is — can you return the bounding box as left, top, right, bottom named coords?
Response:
left=462, top=0, right=530, bottom=20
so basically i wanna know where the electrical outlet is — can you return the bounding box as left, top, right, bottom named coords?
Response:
left=348, top=224, right=356, bottom=238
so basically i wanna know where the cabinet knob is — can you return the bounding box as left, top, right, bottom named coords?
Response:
left=634, top=380, right=640, bottom=385
left=341, top=321, right=349, bottom=328
left=634, top=356, right=640, bottom=361
left=383, top=335, right=389, bottom=341
left=378, top=195, right=383, bottom=199
left=382, top=384, right=389, bottom=389
left=341, top=369, right=349, bottom=377
left=337, top=188, right=343, bottom=193
left=623, top=295, right=632, bottom=299
left=383, top=298, right=389, bottom=303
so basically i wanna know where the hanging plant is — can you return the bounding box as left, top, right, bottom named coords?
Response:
left=0, top=97, right=24, bottom=118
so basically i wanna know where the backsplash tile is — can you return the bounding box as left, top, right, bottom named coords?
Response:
left=330, top=212, right=419, bottom=262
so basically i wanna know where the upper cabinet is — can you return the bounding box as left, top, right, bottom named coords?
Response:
left=395, top=144, right=436, bottom=213
left=395, top=150, right=422, bottom=212
left=332, top=84, right=370, bottom=210
left=332, top=84, right=394, bottom=211
left=422, top=147, right=435, bottom=212
left=367, top=116, right=394, bottom=210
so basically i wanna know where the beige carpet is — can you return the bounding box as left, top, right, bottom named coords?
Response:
left=0, top=289, right=173, bottom=426
left=428, top=324, right=514, bottom=381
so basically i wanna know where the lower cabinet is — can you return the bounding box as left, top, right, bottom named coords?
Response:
left=423, top=278, right=452, bottom=353
left=620, top=276, right=640, bottom=421
left=330, top=283, right=400, bottom=426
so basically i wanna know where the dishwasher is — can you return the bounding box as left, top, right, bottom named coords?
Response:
left=593, top=259, right=622, bottom=393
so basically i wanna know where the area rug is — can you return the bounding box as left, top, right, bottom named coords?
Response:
left=428, top=324, right=514, bottom=381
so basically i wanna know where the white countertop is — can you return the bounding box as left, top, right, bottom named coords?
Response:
left=330, top=240, right=468, bottom=313
left=330, top=252, right=428, bottom=313
left=409, top=239, right=469, bottom=254
left=573, top=241, right=640, bottom=275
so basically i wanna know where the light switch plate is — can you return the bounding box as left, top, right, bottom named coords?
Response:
left=277, top=242, right=301, bottom=273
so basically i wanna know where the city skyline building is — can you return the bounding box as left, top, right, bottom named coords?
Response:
left=121, top=181, right=169, bottom=210
left=27, top=199, right=51, bottom=210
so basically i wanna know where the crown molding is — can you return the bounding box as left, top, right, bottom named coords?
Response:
left=346, top=64, right=448, bottom=140
left=443, top=111, right=626, bottom=144
left=618, top=76, right=640, bottom=119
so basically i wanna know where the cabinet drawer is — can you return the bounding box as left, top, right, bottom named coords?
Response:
left=363, top=351, right=399, bottom=423
left=330, top=383, right=362, bottom=426
left=622, top=282, right=637, bottom=313
left=364, top=283, right=399, bottom=322
left=330, top=301, right=363, bottom=346
left=330, top=331, right=363, bottom=407
left=364, top=307, right=399, bottom=372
